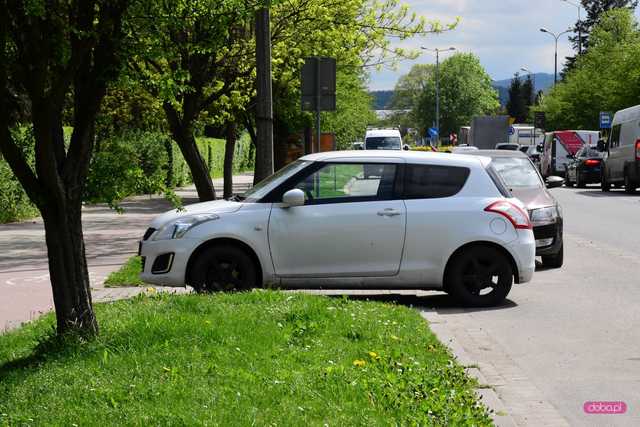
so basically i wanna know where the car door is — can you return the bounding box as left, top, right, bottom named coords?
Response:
left=268, top=161, right=406, bottom=278
left=608, top=123, right=623, bottom=181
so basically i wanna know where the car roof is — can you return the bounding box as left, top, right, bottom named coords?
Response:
left=365, top=128, right=401, bottom=137
left=458, top=149, right=529, bottom=159
left=299, top=150, right=488, bottom=168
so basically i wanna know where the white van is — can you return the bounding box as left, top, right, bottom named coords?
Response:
left=601, top=105, right=640, bottom=193
left=364, top=128, right=404, bottom=150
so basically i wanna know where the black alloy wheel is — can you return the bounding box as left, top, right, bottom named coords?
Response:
left=189, top=245, right=257, bottom=293
left=446, top=246, right=513, bottom=307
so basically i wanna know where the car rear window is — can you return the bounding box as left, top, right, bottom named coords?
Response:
left=403, top=164, right=470, bottom=199
left=485, top=164, right=512, bottom=198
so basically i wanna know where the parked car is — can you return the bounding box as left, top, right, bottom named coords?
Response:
left=520, top=145, right=541, bottom=170
left=460, top=150, right=564, bottom=268
left=495, top=143, right=520, bottom=151
left=564, top=145, right=603, bottom=188
left=599, top=104, right=640, bottom=193
left=139, top=151, right=536, bottom=307
left=451, top=145, right=479, bottom=153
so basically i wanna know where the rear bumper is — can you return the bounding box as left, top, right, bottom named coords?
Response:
left=578, top=168, right=602, bottom=183
left=534, top=218, right=563, bottom=256
left=507, top=229, right=536, bottom=284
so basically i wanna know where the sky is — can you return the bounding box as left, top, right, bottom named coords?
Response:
left=368, top=0, right=640, bottom=90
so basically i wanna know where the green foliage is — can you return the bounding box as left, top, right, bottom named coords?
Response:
left=0, top=129, right=38, bottom=223
left=0, top=291, right=491, bottom=425
left=537, top=8, right=640, bottom=130
left=84, top=131, right=255, bottom=208
left=416, top=53, right=500, bottom=136
left=104, top=257, right=145, bottom=287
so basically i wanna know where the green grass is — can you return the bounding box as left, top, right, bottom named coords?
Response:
left=104, top=256, right=145, bottom=288
left=0, top=291, right=492, bottom=426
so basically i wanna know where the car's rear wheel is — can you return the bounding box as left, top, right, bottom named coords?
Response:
left=576, top=171, right=586, bottom=188
left=189, top=244, right=257, bottom=293
left=446, top=246, right=513, bottom=307
left=624, top=172, right=637, bottom=194
left=542, top=244, right=564, bottom=269
left=565, top=168, right=574, bottom=187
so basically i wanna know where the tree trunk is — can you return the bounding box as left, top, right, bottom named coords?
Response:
left=223, top=121, right=236, bottom=199
left=42, top=199, right=97, bottom=335
left=254, top=6, right=274, bottom=185
left=173, top=131, right=216, bottom=201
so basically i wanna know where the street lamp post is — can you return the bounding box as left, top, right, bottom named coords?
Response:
left=520, top=67, right=535, bottom=103
left=561, top=0, right=582, bottom=54
left=421, top=46, right=455, bottom=143
left=540, top=28, right=571, bottom=85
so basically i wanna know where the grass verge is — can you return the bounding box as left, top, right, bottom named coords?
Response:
left=104, top=256, right=145, bottom=287
left=0, top=291, right=492, bottom=425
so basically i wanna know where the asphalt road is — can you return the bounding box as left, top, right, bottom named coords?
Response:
left=415, top=185, right=640, bottom=426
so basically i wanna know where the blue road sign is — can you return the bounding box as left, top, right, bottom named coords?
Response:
left=600, top=112, right=613, bottom=129
left=509, top=126, right=515, bottom=136
left=428, top=127, right=439, bottom=138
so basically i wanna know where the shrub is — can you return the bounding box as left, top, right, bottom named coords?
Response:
left=0, top=128, right=39, bottom=223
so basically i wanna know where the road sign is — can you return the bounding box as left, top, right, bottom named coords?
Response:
left=600, top=112, right=613, bottom=129
left=508, top=126, right=515, bottom=136
left=534, top=111, right=546, bottom=130
left=301, top=57, right=336, bottom=111
left=428, top=127, right=439, bottom=138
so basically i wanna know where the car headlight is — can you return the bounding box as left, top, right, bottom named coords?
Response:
left=530, top=206, right=560, bottom=226
left=153, top=214, right=220, bottom=240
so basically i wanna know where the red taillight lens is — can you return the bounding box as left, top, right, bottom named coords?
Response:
left=636, top=140, right=640, bottom=161
left=585, top=159, right=600, bottom=166
left=485, top=201, right=532, bottom=230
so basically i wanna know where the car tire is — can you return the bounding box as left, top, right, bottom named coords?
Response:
left=601, top=169, right=611, bottom=192
left=542, top=244, right=564, bottom=269
left=576, top=172, right=586, bottom=188
left=565, top=168, right=574, bottom=187
left=445, top=246, right=513, bottom=307
left=188, top=244, right=257, bottom=293
left=624, top=172, right=637, bottom=194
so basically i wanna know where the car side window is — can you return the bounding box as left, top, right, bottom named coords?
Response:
left=403, top=164, right=470, bottom=199
left=610, top=124, right=621, bottom=148
left=293, top=163, right=397, bottom=204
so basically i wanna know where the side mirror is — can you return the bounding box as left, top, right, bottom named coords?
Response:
left=546, top=176, right=564, bottom=189
left=402, top=144, right=410, bottom=151
left=282, top=189, right=305, bottom=208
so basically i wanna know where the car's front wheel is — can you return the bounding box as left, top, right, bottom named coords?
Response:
left=189, top=244, right=258, bottom=293
left=445, top=246, right=513, bottom=307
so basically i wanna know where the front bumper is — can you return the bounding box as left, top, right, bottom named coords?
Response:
left=139, top=237, right=200, bottom=286
left=533, top=218, right=563, bottom=256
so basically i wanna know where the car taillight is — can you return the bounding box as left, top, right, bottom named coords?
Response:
left=485, top=201, right=532, bottom=230
left=585, top=159, right=600, bottom=166
left=636, top=140, right=640, bottom=161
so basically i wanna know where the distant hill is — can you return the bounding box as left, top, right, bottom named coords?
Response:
left=370, top=90, right=394, bottom=110
left=371, top=73, right=555, bottom=109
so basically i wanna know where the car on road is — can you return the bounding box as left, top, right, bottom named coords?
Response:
left=600, top=104, right=640, bottom=193
left=460, top=150, right=564, bottom=268
left=495, top=143, right=520, bottom=151
left=540, top=130, right=600, bottom=178
left=139, top=151, right=536, bottom=307
left=564, top=145, right=603, bottom=188
left=364, top=128, right=404, bottom=150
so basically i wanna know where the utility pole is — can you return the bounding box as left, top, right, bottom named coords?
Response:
left=421, top=46, right=455, bottom=143
left=560, top=0, right=582, bottom=54
left=254, top=3, right=274, bottom=184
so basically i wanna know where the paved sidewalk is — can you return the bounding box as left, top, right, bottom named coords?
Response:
left=0, top=174, right=253, bottom=332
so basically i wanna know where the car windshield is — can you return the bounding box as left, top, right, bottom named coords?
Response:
left=583, top=148, right=602, bottom=158
left=497, top=144, right=519, bottom=151
left=491, top=157, right=543, bottom=188
left=241, top=160, right=310, bottom=202
left=366, top=137, right=401, bottom=150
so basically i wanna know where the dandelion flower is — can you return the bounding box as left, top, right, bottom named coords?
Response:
left=353, top=359, right=366, bottom=367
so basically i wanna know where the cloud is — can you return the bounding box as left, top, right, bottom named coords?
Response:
left=369, top=0, right=640, bottom=90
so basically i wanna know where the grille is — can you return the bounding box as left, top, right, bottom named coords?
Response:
left=143, top=227, right=156, bottom=241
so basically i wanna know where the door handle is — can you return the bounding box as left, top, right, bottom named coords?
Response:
left=377, top=208, right=402, bottom=217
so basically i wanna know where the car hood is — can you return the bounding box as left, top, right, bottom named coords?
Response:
left=149, top=200, right=244, bottom=229
left=510, top=187, right=556, bottom=210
